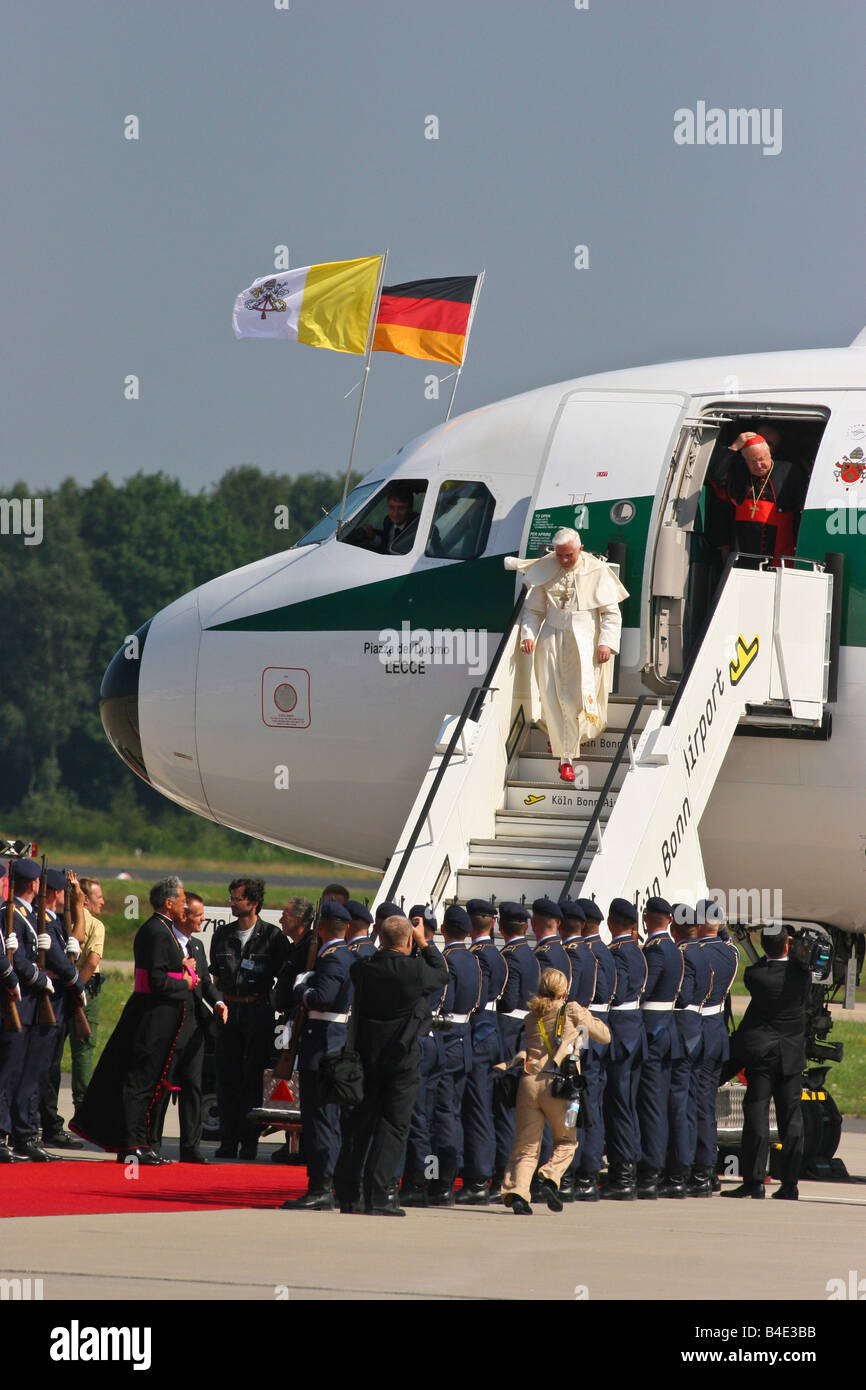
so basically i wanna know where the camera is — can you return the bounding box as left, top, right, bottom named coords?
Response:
left=551, top=1054, right=586, bottom=1101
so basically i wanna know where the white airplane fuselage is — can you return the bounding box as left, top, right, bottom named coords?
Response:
left=100, top=343, right=866, bottom=931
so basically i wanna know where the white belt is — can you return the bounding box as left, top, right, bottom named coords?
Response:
left=641, top=1002, right=675, bottom=1012
left=484, top=1001, right=498, bottom=1012
left=610, top=1001, right=640, bottom=1011
left=308, top=1010, right=349, bottom=1023
left=683, top=1004, right=702, bottom=1013
left=501, top=1009, right=528, bottom=1020
left=442, top=1012, right=471, bottom=1024
left=702, top=1003, right=724, bottom=1016
left=589, top=1004, right=610, bottom=1014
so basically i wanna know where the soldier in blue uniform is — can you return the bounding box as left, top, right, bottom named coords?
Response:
left=492, top=902, right=540, bottom=1199
left=660, top=904, right=713, bottom=1197
left=401, top=906, right=446, bottom=1206
left=559, top=901, right=592, bottom=1003
left=690, top=899, right=740, bottom=1196
left=457, top=900, right=507, bottom=1205
left=532, top=898, right=572, bottom=986
left=39, top=867, right=85, bottom=1149
left=282, top=901, right=354, bottom=1210
left=571, top=897, right=617, bottom=1201
left=636, top=897, right=684, bottom=1199
left=345, top=901, right=376, bottom=960
left=601, top=897, right=647, bottom=1200
left=428, top=905, right=481, bottom=1206
left=4, top=860, right=70, bottom=1161
left=0, top=862, right=22, bottom=1163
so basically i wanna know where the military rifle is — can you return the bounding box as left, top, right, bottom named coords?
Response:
left=274, top=896, right=322, bottom=1080
left=36, top=855, right=56, bottom=1026
left=3, top=861, right=22, bottom=1033
left=64, top=870, right=91, bottom=1040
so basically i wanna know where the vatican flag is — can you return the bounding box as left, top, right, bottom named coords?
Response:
left=232, top=256, right=383, bottom=354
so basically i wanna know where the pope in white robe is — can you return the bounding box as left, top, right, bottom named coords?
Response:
left=505, top=528, right=629, bottom=781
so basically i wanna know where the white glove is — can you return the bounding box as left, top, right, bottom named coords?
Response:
left=294, top=971, right=313, bottom=987
left=5, top=933, right=18, bottom=952
left=66, top=937, right=81, bottom=960
left=37, top=933, right=52, bottom=951
left=43, top=978, right=55, bottom=995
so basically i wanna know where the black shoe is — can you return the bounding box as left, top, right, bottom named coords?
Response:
left=179, top=1150, right=210, bottom=1164
left=558, top=1172, right=575, bottom=1205
left=118, top=1148, right=169, bottom=1167
left=0, top=1142, right=16, bottom=1163
left=637, top=1167, right=660, bottom=1200
left=710, top=1170, right=721, bottom=1192
left=215, top=1143, right=238, bottom=1159
left=658, top=1169, right=687, bottom=1199
left=43, top=1130, right=84, bottom=1150
left=13, top=1139, right=59, bottom=1162
left=686, top=1165, right=713, bottom=1198
left=455, top=1180, right=490, bottom=1206
left=573, top=1174, right=600, bottom=1202
left=339, top=1199, right=366, bottom=1214
left=503, top=1193, right=533, bottom=1215
left=488, top=1172, right=504, bottom=1202
left=368, top=1204, right=406, bottom=1216
left=428, top=1184, right=456, bottom=1207
left=238, top=1144, right=258, bottom=1161
left=536, top=1176, right=564, bottom=1212
left=722, top=1182, right=765, bottom=1199
left=400, top=1178, right=429, bottom=1208
left=270, top=1143, right=296, bottom=1164
left=281, top=1188, right=335, bottom=1211
left=772, top=1183, right=798, bottom=1200
left=600, top=1162, right=638, bottom=1200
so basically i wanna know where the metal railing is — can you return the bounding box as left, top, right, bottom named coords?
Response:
left=558, top=695, right=648, bottom=902
left=381, top=588, right=527, bottom=905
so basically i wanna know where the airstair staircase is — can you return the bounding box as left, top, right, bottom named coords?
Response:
left=377, top=557, right=835, bottom=917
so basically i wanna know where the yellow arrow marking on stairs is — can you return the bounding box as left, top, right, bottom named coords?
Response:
left=523, top=793, right=546, bottom=806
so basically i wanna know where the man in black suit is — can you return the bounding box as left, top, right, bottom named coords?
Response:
left=334, top=913, right=447, bottom=1215
left=724, top=925, right=812, bottom=1200
left=152, top=893, right=228, bottom=1163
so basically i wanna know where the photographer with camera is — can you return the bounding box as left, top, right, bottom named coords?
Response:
left=724, top=924, right=812, bottom=1201
left=499, top=968, right=610, bottom=1215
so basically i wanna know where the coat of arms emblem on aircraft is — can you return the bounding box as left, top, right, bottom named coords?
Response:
left=833, top=447, right=866, bottom=483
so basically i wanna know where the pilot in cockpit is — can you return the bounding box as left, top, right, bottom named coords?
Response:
left=347, top=483, right=420, bottom=555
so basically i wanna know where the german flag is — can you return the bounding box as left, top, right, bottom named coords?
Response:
left=373, top=276, right=478, bottom=364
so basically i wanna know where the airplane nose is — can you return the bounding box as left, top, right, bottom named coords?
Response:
left=100, top=618, right=153, bottom=784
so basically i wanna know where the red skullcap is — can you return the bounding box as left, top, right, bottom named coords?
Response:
left=742, top=434, right=766, bottom=449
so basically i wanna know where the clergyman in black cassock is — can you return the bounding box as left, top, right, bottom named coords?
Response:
left=72, top=898, right=193, bottom=1155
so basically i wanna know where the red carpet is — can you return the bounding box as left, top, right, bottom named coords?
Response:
left=0, top=1160, right=309, bottom=1217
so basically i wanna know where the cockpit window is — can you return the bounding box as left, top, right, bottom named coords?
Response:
left=425, top=480, right=494, bottom=560
left=340, top=479, right=428, bottom=555
left=293, top=482, right=381, bottom=547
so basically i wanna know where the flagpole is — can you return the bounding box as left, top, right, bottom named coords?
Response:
left=445, top=268, right=485, bottom=422
left=336, top=249, right=389, bottom=534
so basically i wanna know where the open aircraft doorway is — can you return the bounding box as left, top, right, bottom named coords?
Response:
left=647, top=404, right=829, bottom=691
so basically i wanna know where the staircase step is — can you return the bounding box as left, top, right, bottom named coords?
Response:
left=495, top=811, right=608, bottom=840
left=504, top=784, right=616, bottom=816
left=515, top=753, right=628, bottom=788
left=526, top=727, right=639, bottom=757
left=456, top=867, right=588, bottom=902
left=468, top=839, right=588, bottom=871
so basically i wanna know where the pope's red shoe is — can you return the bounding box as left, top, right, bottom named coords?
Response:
left=558, top=762, right=575, bottom=782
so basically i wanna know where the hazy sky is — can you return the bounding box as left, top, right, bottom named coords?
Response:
left=4, top=0, right=865, bottom=493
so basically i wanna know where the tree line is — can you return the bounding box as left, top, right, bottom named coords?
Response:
left=0, top=467, right=355, bottom=858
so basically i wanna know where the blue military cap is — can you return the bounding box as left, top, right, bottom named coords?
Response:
left=696, top=898, right=725, bottom=926
left=45, top=867, right=67, bottom=892
left=375, top=901, right=406, bottom=921
left=532, top=897, right=562, bottom=920
left=609, top=897, right=638, bottom=923
left=644, top=896, right=673, bottom=917
left=442, top=904, right=471, bottom=933
left=575, top=897, right=604, bottom=922
left=409, top=904, right=437, bottom=929
left=320, top=900, right=351, bottom=923
left=466, top=898, right=497, bottom=917
left=499, top=901, right=531, bottom=923
left=560, top=900, right=586, bottom=922
left=12, top=858, right=40, bottom=882
left=672, top=902, right=696, bottom=927
left=345, top=899, right=373, bottom=924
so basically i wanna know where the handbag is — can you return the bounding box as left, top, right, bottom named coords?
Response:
left=315, top=974, right=365, bottom=1109
left=493, top=1058, right=525, bottom=1108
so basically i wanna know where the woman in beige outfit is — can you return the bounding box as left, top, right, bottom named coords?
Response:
left=500, top=969, right=611, bottom=1214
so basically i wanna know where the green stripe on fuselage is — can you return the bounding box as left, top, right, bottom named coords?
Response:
left=797, top=507, right=866, bottom=647
left=526, top=496, right=652, bottom=629
left=206, top=553, right=517, bottom=633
